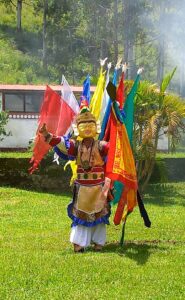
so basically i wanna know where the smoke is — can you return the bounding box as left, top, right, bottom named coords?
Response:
left=137, top=0, right=185, bottom=95
left=163, top=2, right=185, bottom=94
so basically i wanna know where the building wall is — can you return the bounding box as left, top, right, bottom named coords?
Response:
left=0, top=92, right=2, bottom=110
left=0, top=118, right=169, bottom=150
left=0, top=85, right=94, bottom=149
left=157, top=128, right=169, bottom=151
left=158, top=136, right=168, bottom=150
left=0, top=118, right=38, bottom=149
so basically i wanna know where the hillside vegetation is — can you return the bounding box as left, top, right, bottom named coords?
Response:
left=0, top=3, right=58, bottom=84
left=0, top=1, right=184, bottom=90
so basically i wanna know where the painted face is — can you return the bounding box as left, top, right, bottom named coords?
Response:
left=77, top=121, right=97, bottom=138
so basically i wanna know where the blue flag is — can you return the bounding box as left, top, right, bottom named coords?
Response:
left=82, top=74, right=91, bottom=104
left=99, top=69, right=118, bottom=140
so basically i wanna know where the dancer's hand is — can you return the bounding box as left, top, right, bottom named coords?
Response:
left=39, top=123, right=48, bottom=137
left=122, top=62, right=128, bottom=73
left=100, top=57, right=108, bottom=66
left=115, top=57, right=122, bottom=70
left=137, top=67, right=144, bottom=75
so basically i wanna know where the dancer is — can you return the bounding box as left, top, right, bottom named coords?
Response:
left=39, top=100, right=112, bottom=252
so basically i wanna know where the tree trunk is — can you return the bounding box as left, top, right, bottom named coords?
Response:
left=100, top=39, right=108, bottom=60
left=122, top=0, right=135, bottom=79
left=136, top=125, right=144, bottom=182
left=127, top=43, right=135, bottom=79
left=122, top=0, right=129, bottom=68
left=16, top=0, right=22, bottom=32
left=179, top=55, right=185, bottom=97
left=141, top=126, right=161, bottom=192
left=157, top=2, right=165, bottom=85
left=157, top=36, right=165, bottom=85
left=43, top=0, right=48, bottom=70
left=92, top=11, right=98, bottom=75
left=113, top=0, right=119, bottom=64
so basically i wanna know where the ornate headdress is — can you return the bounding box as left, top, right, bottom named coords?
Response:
left=72, top=97, right=101, bottom=136
left=75, top=98, right=96, bottom=126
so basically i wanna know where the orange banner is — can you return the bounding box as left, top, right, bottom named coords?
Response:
left=106, top=114, right=138, bottom=190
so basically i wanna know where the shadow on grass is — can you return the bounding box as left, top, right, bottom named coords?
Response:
left=0, top=184, right=72, bottom=198
left=103, top=240, right=167, bottom=265
left=144, top=183, right=185, bottom=207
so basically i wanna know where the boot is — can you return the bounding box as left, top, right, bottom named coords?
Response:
left=74, top=244, right=84, bottom=253
left=94, top=244, right=103, bottom=252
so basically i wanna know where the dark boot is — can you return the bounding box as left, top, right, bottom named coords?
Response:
left=74, top=244, right=85, bottom=253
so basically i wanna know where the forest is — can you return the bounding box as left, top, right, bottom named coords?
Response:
left=0, top=0, right=185, bottom=95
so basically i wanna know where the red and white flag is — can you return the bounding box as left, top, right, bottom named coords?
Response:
left=56, top=75, right=79, bottom=135
left=29, top=80, right=79, bottom=173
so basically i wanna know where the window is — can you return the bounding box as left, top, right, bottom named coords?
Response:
left=4, top=92, right=43, bottom=113
left=5, top=94, right=24, bottom=112
left=25, top=94, right=43, bottom=112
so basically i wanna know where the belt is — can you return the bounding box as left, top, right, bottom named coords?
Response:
left=77, top=172, right=104, bottom=180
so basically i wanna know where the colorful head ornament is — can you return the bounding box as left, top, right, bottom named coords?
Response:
left=72, top=97, right=101, bottom=137
left=76, top=99, right=96, bottom=126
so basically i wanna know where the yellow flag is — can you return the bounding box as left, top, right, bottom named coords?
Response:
left=90, top=68, right=105, bottom=120
left=64, top=160, right=77, bottom=186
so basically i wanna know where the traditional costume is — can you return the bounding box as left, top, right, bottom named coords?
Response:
left=40, top=102, right=112, bottom=252
left=32, top=62, right=151, bottom=253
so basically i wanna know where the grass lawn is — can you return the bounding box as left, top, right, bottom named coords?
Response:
left=0, top=183, right=185, bottom=300
left=0, top=152, right=32, bottom=159
left=156, top=152, right=185, bottom=159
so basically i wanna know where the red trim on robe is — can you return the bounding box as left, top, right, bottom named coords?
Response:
left=49, top=136, right=61, bottom=147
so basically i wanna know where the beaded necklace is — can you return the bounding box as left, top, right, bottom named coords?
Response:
left=80, top=139, right=94, bottom=170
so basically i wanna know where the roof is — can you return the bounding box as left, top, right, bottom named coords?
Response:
left=0, top=84, right=96, bottom=92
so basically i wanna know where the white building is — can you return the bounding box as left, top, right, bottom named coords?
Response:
left=0, top=84, right=168, bottom=151
left=0, top=84, right=84, bottom=149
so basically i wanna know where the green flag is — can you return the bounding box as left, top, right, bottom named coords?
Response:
left=124, top=74, right=140, bottom=145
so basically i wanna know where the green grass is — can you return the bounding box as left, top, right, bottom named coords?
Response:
left=0, top=151, right=32, bottom=158
left=156, top=151, right=185, bottom=159
left=1, top=150, right=185, bottom=159
left=0, top=183, right=185, bottom=300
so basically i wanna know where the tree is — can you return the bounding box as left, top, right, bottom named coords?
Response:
left=0, top=111, right=10, bottom=141
left=1, top=0, right=184, bottom=85
left=32, top=0, right=72, bottom=75
left=156, top=1, right=165, bottom=85
left=42, top=0, right=48, bottom=69
left=133, top=68, right=185, bottom=192
left=122, top=0, right=149, bottom=79
left=16, top=0, right=22, bottom=31
left=2, top=0, right=23, bottom=31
